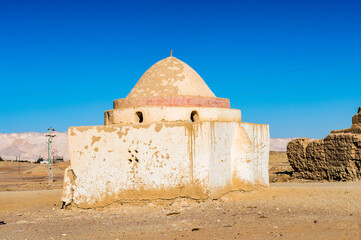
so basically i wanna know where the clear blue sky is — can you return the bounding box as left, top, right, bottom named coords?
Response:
left=0, top=0, right=360, bottom=138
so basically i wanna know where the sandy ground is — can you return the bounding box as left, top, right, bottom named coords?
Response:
left=0, top=161, right=69, bottom=191
left=0, top=155, right=360, bottom=240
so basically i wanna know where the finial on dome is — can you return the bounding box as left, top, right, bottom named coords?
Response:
left=170, top=49, right=173, bottom=57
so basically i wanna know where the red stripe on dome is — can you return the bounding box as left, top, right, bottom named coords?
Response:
left=113, top=96, right=230, bottom=109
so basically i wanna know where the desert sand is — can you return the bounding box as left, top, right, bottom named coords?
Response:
left=0, top=154, right=360, bottom=240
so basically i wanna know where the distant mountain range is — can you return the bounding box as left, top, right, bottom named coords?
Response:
left=270, top=138, right=296, bottom=152
left=0, top=132, right=68, bottom=162
left=0, top=132, right=300, bottom=162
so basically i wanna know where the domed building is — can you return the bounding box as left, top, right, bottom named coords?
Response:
left=62, top=56, right=270, bottom=208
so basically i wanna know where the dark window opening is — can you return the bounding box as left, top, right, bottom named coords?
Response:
left=136, top=111, right=143, bottom=123
left=190, top=111, right=198, bottom=122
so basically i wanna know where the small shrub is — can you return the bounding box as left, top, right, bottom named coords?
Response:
left=0, top=156, right=3, bottom=161
left=36, top=157, right=45, bottom=164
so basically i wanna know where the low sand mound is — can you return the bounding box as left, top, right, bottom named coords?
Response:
left=54, top=161, right=70, bottom=170
left=23, top=165, right=64, bottom=176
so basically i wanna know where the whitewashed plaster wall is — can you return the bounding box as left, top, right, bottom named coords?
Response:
left=62, top=121, right=269, bottom=208
left=105, top=107, right=241, bottom=125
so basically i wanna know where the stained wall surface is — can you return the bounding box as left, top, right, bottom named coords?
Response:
left=62, top=122, right=269, bottom=208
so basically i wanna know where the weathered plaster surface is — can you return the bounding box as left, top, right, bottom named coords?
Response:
left=237, top=123, right=270, bottom=186
left=127, top=57, right=216, bottom=98
left=63, top=121, right=269, bottom=208
left=104, top=107, right=241, bottom=125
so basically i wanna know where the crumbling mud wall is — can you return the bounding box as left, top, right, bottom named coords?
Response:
left=287, top=107, right=361, bottom=181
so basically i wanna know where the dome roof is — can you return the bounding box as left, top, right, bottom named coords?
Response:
left=127, top=57, right=216, bottom=98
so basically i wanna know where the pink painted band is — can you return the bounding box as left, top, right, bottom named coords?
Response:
left=113, top=96, right=230, bottom=109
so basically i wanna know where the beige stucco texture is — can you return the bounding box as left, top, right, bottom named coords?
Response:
left=105, top=107, right=241, bottom=125
left=127, top=56, right=215, bottom=98
left=62, top=56, right=269, bottom=208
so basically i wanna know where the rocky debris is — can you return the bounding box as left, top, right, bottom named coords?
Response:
left=287, top=107, right=361, bottom=181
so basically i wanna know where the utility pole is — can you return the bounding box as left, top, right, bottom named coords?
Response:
left=46, top=127, right=56, bottom=182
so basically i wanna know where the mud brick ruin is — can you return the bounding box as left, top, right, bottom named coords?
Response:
left=61, top=56, right=269, bottom=208
left=287, top=107, right=361, bottom=181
